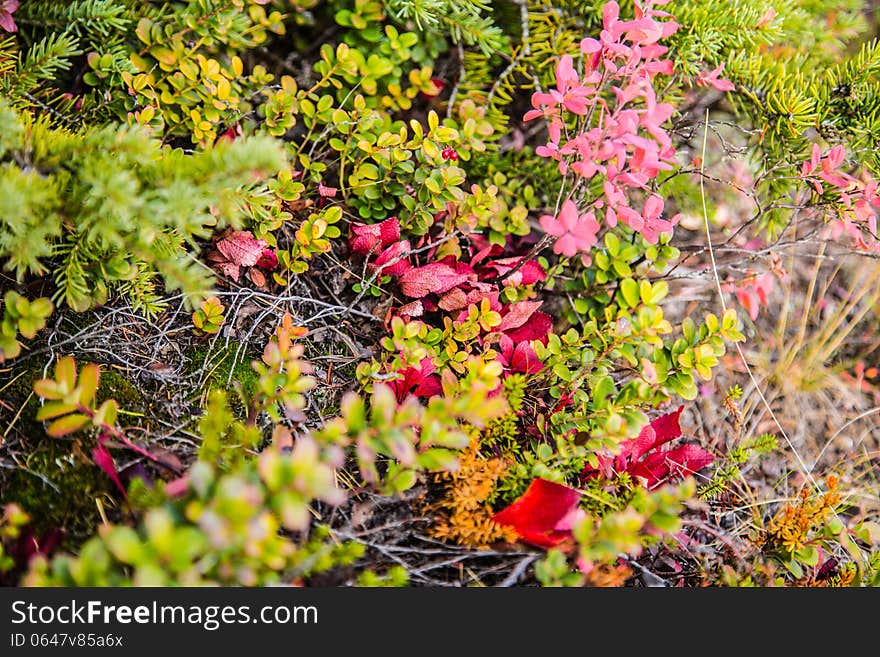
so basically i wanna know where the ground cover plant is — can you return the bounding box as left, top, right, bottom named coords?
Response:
left=1, top=0, right=879, bottom=587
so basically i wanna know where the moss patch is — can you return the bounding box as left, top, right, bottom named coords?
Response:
left=186, top=341, right=262, bottom=407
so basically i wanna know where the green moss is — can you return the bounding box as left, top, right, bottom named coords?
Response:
left=96, top=368, right=145, bottom=409
left=186, top=342, right=261, bottom=408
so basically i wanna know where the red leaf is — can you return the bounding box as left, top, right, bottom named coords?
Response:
left=350, top=217, right=401, bottom=256
left=437, top=287, right=469, bottom=311
left=497, top=301, right=544, bottom=332
left=510, top=343, right=544, bottom=374
left=388, top=358, right=442, bottom=402
left=504, top=311, right=553, bottom=343
left=216, top=230, right=267, bottom=267
left=619, top=405, right=684, bottom=463
left=631, top=444, right=714, bottom=489
left=256, top=248, right=278, bottom=270
left=373, top=240, right=412, bottom=276
left=492, top=478, right=584, bottom=548
left=662, top=443, right=714, bottom=476
left=581, top=406, right=711, bottom=489
left=398, top=262, right=470, bottom=298
left=498, top=335, right=544, bottom=374
left=92, top=436, right=127, bottom=499
left=481, top=257, right=547, bottom=286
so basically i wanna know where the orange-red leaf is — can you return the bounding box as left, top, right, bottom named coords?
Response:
left=492, top=478, right=584, bottom=548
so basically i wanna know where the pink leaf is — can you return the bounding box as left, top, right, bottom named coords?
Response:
left=398, top=262, right=470, bottom=298
left=350, top=217, right=401, bottom=256
left=499, top=335, right=544, bottom=374
left=0, top=0, right=18, bottom=33
left=504, top=311, right=553, bottom=343
left=216, top=230, right=266, bottom=267
left=397, top=300, right=424, bottom=318
left=372, top=240, right=412, bottom=276
left=497, top=301, right=544, bottom=332
left=492, top=478, right=584, bottom=548
left=164, top=475, right=190, bottom=498
left=318, top=182, right=338, bottom=198
left=92, top=437, right=127, bottom=499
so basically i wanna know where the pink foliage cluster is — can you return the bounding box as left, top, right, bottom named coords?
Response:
left=800, top=144, right=880, bottom=252
left=722, top=269, right=777, bottom=321
left=0, top=0, right=18, bottom=33
left=526, top=1, right=692, bottom=254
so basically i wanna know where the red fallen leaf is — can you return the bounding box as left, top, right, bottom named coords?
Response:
left=216, top=230, right=267, bottom=267
left=350, top=217, right=401, bottom=256
left=373, top=240, right=412, bottom=276
left=492, top=478, right=585, bottom=548
left=497, top=300, right=544, bottom=332
left=398, top=262, right=470, bottom=298
left=504, top=310, right=553, bottom=343
left=387, top=358, right=442, bottom=403
left=92, top=435, right=127, bottom=499
left=206, top=249, right=243, bottom=281
left=256, top=248, right=278, bottom=270
left=248, top=267, right=267, bottom=288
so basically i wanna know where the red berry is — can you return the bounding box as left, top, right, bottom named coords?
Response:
left=441, top=147, right=459, bottom=161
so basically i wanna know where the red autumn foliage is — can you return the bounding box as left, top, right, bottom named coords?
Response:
left=497, top=335, right=544, bottom=374
left=387, top=358, right=442, bottom=403
left=349, top=217, right=402, bottom=256
left=372, top=240, right=413, bottom=276
left=208, top=230, right=278, bottom=282
left=581, top=406, right=714, bottom=489
left=492, top=478, right=585, bottom=548
left=255, top=248, right=279, bottom=271
left=398, top=262, right=471, bottom=298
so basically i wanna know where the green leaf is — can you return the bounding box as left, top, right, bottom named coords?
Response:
left=33, top=379, right=62, bottom=400
left=620, top=278, right=640, bottom=308
left=46, top=413, right=90, bottom=437
left=418, top=448, right=459, bottom=471
left=78, top=363, right=101, bottom=406
left=795, top=545, right=820, bottom=567
left=93, top=400, right=118, bottom=427
left=55, top=356, right=77, bottom=393
left=104, top=527, right=146, bottom=565
left=592, top=375, right=615, bottom=406
left=36, top=401, right=77, bottom=421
